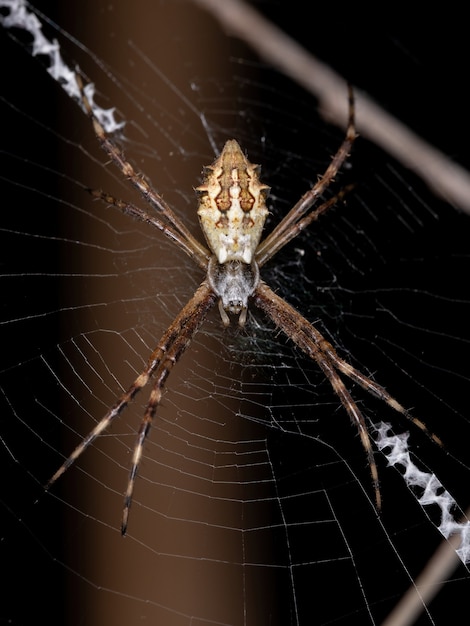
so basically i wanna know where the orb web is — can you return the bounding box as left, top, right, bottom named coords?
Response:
left=1, top=2, right=470, bottom=625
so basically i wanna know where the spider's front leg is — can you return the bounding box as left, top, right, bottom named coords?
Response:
left=253, top=282, right=389, bottom=510
left=47, top=282, right=217, bottom=535
left=252, top=281, right=383, bottom=507
left=252, top=281, right=442, bottom=510
left=120, top=281, right=217, bottom=534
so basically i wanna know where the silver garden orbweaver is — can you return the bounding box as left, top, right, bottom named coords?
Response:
left=46, top=76, right=441, bottom=535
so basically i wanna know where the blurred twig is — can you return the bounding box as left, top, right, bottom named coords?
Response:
left=191, top=0, right=470, bottom=214
left=381, top=513, right=469, bottom=626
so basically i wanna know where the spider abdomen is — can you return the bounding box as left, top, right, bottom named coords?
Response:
left=196, top=139, right=269, bottom=264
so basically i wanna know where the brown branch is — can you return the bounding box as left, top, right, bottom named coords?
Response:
left=191, top=0, right=470, bottom=214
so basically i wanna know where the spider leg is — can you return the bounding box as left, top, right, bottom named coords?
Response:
left=317, top=340, right=443, bottom=447
left=316, top=352, right=382, bottom=509
left=46, top=281, right=217, bottom=533
left=76, top=73, right=210, bottom=268
left=256, top=85, right=356, bottom=265
left=89, top=188, right=208, bottom=270
left=121, top=282, right=217, bottom=534
left=253, top=281, right=440, bottom=508
left=257, top=184, right=355, bottom=267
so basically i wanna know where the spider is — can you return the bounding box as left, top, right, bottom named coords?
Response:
left=46, top=76, right=440, bottom=535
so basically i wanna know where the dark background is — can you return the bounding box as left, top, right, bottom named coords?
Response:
left=1, top=2, right=469, bottom=625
